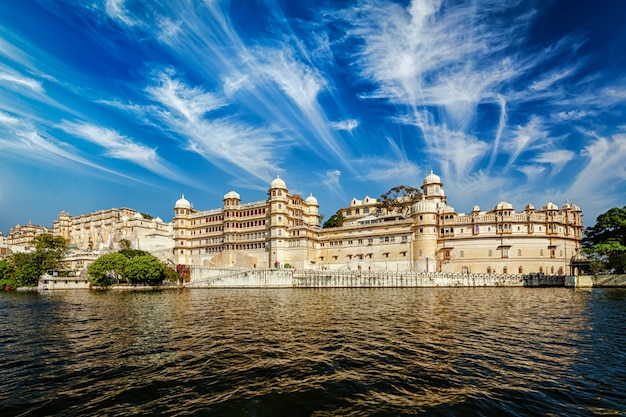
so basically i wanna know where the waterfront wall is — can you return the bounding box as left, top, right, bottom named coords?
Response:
left=186, top=267, right=565, bottom=288
left=566, top=274, right=626, bottom=288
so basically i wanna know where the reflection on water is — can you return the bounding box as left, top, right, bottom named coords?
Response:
left=1, top=288, right=624, bottom=416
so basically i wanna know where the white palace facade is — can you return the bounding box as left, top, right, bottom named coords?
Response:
left=173, top=172, right=583, bottom=276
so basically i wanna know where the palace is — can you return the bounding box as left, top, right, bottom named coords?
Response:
left=174, top=172, right=583, bottom=275
left=52, top=208, right=173, bottom=259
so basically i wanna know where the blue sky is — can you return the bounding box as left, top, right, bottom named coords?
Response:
left=1, top=0, right=625, bottom=235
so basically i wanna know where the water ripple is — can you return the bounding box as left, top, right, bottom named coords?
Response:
left=0, top=288, right=625, bottom=416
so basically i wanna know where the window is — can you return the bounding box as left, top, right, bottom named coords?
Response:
left=487, top=266, right=492, bottom=273
left=460, top=250, right=464, bottom=258
left=517, top=249, right=522, bottom=256
left=502, top=248, right=509, bottom=258
left=488, top=250, right=492, bottom=257
left=364, top=208, right=369, bottom=214
left=503, top=266, right=508, bottom=274
left=540, top=249, right=544, bottom=256
left=519, top=266, right=523, bottom=274
left=418, top=249, right=422, bottom=256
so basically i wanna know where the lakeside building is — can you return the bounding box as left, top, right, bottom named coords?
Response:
left=173, top=172, right=583, bottom=275
left=6, top=221, right=52, bottom=252
left=0, top=232, right=8, bottom=258
left=53, top=208, right=174, bottom=260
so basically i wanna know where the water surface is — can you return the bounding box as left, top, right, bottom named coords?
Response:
left=1, top=288, right=624, bottom=416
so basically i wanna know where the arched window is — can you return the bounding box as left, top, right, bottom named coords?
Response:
left=539, top=266, right=544, bottom=273
left=517, top=249, right=522, bottom=256
left=503, top=266, right=508, bottom=274
left=518, top=266, right=523, bottom=274
left=488, top=250, right=492, bottom=257
left=551, top=266, right=555, bottom=274
left=487, top=266, right=492, bottom=273
left=460, top=250, right=464, bottom=258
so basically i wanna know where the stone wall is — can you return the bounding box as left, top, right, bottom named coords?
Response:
left=186, top=266, right=565, bottom=288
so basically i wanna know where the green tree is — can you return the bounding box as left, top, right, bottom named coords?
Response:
left=124, top=255, right=165, bottom=285
left=119, top=246, right=150, bottom=259
left=88, top=253, right=128, bottom=287
left=0, top=259, right=17, bottom=290
left=322, top=213, right=344, bottom=228
left=31, top=233, right=69, bottom=273
left=377, top=185, right=423, bottom=216
left=119, top=239, right=132, bottom=251
left=582, top=206, right=626, bottom=273
left=11, top=253, right=41, bottom=287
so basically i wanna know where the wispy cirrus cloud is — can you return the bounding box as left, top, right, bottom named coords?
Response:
left=59, top=120, right=178, bottom=177
left=0, top=127, right=140, bottom=182
left=330, top=119, right=359, bottom=132
left=104, top=0, right=136, bottom=27
left=143, top=68, right=282, bottom=181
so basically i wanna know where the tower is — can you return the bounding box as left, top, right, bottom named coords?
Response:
left=268, top=175, right=288, bottom=267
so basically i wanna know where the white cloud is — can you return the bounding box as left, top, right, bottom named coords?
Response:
left=59, top=120, right=180, bottom=180
left=144, top=69, right=282, bottom=181
left=532, top=149, right=575, bottom=175
left=503, top=116, right=548, bottom=170
left=105, top=0, right=136, bottom=27
left=0, top=70, right=44, bottom=94
left=320, top=169, right=343, bottom=197
left=0, top=129, right=140, bottom=182
left=330, top=119, right=359, bottom=132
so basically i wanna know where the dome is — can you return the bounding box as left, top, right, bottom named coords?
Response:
left=495, top=201, right=514, bottom=210
left=305, top=193, right=318, bottom=205
left=525, top=203, right=535, bottom=211
left=175, top=194, right=191, bottom=209
left=472, top=205, right=481, bottom=212
left=440, top=205, right=456, bottom=214
left=133, top=212, right=142, bottom=219
left=543, top=202, right=558, bottom=211
left=270, top=175, right=286, bottom=189
left=413, top=199, right=438, bottom=213
left=223, top=190, right=240, bottom=200
left=423, top=170, right=442, bottom=185
left=571, top=251, right=589, bottom=263
left=155, top=217, right=163, bottom=223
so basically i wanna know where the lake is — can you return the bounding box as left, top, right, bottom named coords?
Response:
left=1, top=288, right=625, bottom=416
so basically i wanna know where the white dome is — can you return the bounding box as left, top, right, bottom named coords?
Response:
left=543, top=202, right=558, bottom=211
left=414, top=199, right=438, bottom=213
left=133, top=212, right=142, bottom=219
left=495, top=201, right=513, bottom=210
left=175, top=194, right=191, bottom=209
left=270, top=175, right=286, bottom=189
left=440, top=205, right=456, bottom=214
left=472, top=205, right=481, bottom=212
left=525, top=203, right=535, bottom=211
left=223, top=190, right=240, bottom=200
left=155, top=217, right=163, bottom=223
left=423, top=170, right=442, bottom=185
left=305, top=193, right=318, bottom=205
